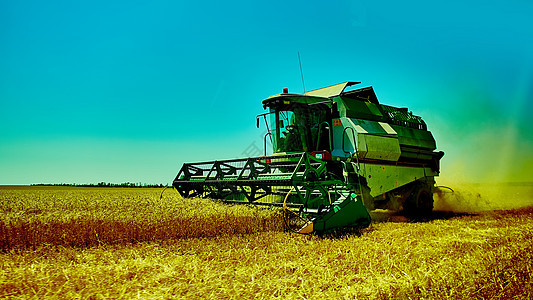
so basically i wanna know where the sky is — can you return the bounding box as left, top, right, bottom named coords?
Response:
left=1, top=0, right=532, bottom=185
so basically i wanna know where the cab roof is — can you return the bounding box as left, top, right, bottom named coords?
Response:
left=262, top=81, right=373, bottom=109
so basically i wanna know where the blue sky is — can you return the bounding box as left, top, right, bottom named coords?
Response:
left=1, top=0, right=532, bottom=184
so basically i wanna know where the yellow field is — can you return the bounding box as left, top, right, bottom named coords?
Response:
left=0, top=186, right=283, bottom=249
left=1, top=185, right=532, bottom=299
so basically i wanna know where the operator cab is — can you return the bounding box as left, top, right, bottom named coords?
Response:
left=262, top=93, right=332, bottom=154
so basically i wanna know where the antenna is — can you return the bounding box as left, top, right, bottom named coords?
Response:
left=298, top=51, right=306, bottom=94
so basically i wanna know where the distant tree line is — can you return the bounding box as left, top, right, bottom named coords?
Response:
left=31, top=182, right=166, bottom=188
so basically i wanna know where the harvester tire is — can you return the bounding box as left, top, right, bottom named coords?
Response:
left=404, top=181, right=433, bottom=216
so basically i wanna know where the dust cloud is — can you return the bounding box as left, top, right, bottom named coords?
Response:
left=428, top=77, right=533, bottom=213
left=433, top=182, right=533, bottom=213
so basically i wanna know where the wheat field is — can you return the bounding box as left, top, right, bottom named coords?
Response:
left=0, top=186, right=283, bottom=250
left=1, top=185, right=532, bottom=299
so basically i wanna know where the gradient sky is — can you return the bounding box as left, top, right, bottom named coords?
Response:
left=1, top=0, right=532, bottom=185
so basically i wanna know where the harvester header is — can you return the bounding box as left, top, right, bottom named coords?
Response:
left=172, top=81, right=444, bottom=234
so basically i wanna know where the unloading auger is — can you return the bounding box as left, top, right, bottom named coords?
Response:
left=172, top=82, right=444, bottom=234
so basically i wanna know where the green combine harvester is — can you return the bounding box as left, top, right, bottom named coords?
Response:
left=172, top=82, right=444, bottom=234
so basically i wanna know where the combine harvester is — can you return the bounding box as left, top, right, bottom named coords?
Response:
left=172, top=82, right=444, bottom=234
